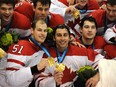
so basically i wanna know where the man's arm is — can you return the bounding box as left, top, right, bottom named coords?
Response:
left=86, top=72, right=99, bottom=87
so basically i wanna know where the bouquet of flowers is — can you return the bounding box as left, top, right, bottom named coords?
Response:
left=0, top=31, right=19, bottom=52
left=74, top=65, right=97, bottom=87
left=45, top=27, right=53, bottom=46
left=47, top=27, right=53, bottom=39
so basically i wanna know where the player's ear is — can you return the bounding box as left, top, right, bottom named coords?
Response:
left=80, top=27, right=82, bottom=33
left=30, top=27, right=34, bottom=35
left=53, top=36, right=56, bottom=41
left=33, top=6, right=35, bottom=12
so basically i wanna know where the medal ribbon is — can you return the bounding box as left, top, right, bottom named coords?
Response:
left=56, top=47, right=68, bottom=63
left=75, top=4, right=88, bottom=14
left=30, top=36, right=51, bottom=57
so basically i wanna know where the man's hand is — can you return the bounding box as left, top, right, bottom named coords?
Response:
left=54, top=70, right=63, bottom=85
left=71, top=41, right=86, bottom=48
left=86, top=72, right=99, bottom=87
left=66, top=5, right=76, bottom=14
left=37, top=58, right=48, bottom=71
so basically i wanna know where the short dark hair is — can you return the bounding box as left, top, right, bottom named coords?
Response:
left=80, top=16, right=98, bottom=29
left=33, top=0, right=51, bottom=8
left=53, top=24, right=70, bottom=37
left=107, top=0, right=116, bottom=6
left=0, top=0, right=15, bottom=7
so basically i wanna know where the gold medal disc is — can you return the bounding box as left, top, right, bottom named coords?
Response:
left=48, top=57, right=55, bottom=67
left=73, top=9, right=80, bottom=19
left=56, top=63, right=65, bottom=72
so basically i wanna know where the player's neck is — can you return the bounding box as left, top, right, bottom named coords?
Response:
left=29, top=37, right=41, bottom=45
left=82, top=37, right=94, bottom=45
left=56, top=45, right=68, bottom=53
left=1, top=20, right=9, bottom=27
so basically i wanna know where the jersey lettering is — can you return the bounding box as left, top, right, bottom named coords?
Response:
left=12, top=44, right=23, bottom=54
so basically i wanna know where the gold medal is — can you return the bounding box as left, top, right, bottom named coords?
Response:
left=56, top=63, right=65, bottom=72
left=48, top=57, right=55, bottom=67
left=0, top=48, right=6, bottom=58
left=73, top=9, right=80, bottom=19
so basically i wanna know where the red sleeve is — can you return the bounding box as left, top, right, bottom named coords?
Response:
left=89, top=9, right=106, bottom=27
left=87, top=0, right=100, bottom=10
left=94, top=36, right=107, bottom=48
left=104, top=44, right=116, bottom=59
left=11, top=11, right=31, bottom=30
left=48, top=13, right=65, bottom=28
left=14, top=1, right=34, bottom=22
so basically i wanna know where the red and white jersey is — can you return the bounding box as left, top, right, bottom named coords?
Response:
left=1, top=11, right=31, bottom=38
left=14, top=1, right=64, bottom=28
left=50, top=0, right=99, bottom=38
left=104, top=25, right=116, bottom=43
left=50, top=0, right=68, bottom=17
left=104, top=44, right=116, bottom=59
left=35, top=45, right=104, bottom=87
left=0, top=56, right=10, bottom=87
left=79, top=0, right=100, bottom=19
left=50, top=0, right=99, bottom=17
left=89, top=9, right=115, bottom=36
left=78, top=36, right=107, bottom=55
left=6, top=40, right=45, bottom=87
left=88, top=36, right=106, bottom=55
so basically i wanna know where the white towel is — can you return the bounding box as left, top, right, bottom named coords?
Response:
left=96, top=59, right=116, bottom=87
